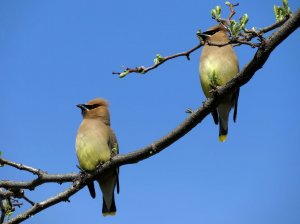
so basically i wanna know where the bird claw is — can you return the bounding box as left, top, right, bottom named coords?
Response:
left=96, top=162, right=104, bottom=169
left=209, top=85, right=221, bottom=97
left=76, top=164, right=85, bottom=172
left=111, top=144, right=118, bottom=156
left=209, top=83, right=220, bottom=91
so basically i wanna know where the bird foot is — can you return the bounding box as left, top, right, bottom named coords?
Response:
left=76, top=164, right=85, bottom=172
left=209, top=83, right=220, bottom=91
left=209, top=84, right=221, bottom=97
left=96, top=162, right=104, bottom=169
left=111, top=143, right=118, bottom=156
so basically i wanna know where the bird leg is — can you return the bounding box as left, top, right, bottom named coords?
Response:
left=111, top=143, right=118, bottom=157
left=96, top=162, right=105, bottom=169
left=76, top=164, right=85, bottom=172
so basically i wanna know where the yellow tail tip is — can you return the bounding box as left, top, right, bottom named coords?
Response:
left=102, top=212, right=116, bottom=217
left=219, top=135, right=227, bottom=142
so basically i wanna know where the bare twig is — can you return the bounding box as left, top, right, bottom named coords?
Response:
left=244, top=15, right=290, bottom=38
left=112, top=42, right=203, bottom=76
left=22, top=197, right=34, bottom=207
left=0, top=158, right=45, bottom=176
left=227, top=2, right=239, bottom=20
left=2, top=8, right=300, bottom=224
left=0, top=172, right=77, bottom=190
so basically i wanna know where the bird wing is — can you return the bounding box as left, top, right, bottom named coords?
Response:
left=108, top=128, right=120, bottom=194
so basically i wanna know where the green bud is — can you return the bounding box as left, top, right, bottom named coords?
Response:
left=282, top=0, right=288, bottom=10
left=154, top=54, right=165, bottom=64
left=278, top=7, right=284, bottom=21
left=274, top=5, right=279, bottom=21
left=211, top=9, right=217, bottom=19
left=242, top=14, right=249, bottom=25
left=225, top=1, right=231, bottom=6
left=239, top=14, right=249, bottom=29
left=282, top=0, right=291, bottom=15
left=230, top=20, right=239, bottom=37
left=274, top=5, right=278, bottom=15
left=216, top=5, right=221, bottom=15
left=119, top=70, right=130, bottom=78
left=196, top=29, right=202, bottom=40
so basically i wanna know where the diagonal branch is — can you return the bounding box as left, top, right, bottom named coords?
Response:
left=1, top=8, right=300, bottom=224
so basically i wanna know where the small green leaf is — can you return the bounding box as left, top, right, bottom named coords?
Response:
left=274, top=0, right=291, bottom=22
left=211, top=9, right=217, bottom=19
left=119, top=70, right=130, bottom=78
left=239, top=14, right=249, bottom=29
left=282, top=0, right=288, bottom=11
left=274, top=5, right=280, bottom=22
left=211, top=6, right=222, bottom=19
left=154, top=54, right=165, bottom=65
left=225, top=1, right=231, bottom=6
left=216, top=5, right=221, bottom=15
left=230, top=20, right=240, bottom=37
left=196, top=29, right=203, bottom=40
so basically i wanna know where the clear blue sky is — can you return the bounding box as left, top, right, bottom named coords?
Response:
left=1, top=0, right=299, bottom=223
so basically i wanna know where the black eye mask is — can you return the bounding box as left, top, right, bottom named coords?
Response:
left=202, top=29, right=219, bottom=36
left=84, top=104, right=100, bottom=110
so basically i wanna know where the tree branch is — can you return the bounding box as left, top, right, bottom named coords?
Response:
left=0, top=173, right=77, bottom=191
left=110, top=7, right=300, bottom=167
left=1, top=7, right=299, bottom=224
left=0, top=199, right=6, bottom=224
left=112, top=3, right=291, bottom=78
left=0, top=158, right=44, bottom=176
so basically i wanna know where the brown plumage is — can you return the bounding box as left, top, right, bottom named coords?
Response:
left=76, top=98, right=119, bottom=216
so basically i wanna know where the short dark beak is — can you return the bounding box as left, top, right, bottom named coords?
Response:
left=76, top=104, right=88, bottom=111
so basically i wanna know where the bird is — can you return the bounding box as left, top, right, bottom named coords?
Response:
left=75, top=98, right=120, bottom=216
left=199, top=23, right=240, bottom=142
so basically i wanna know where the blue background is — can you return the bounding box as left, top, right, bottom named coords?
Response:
left=1, top=0, right=300, bottom=223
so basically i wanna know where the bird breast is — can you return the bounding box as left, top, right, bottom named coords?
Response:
left=200, top=45, right=239, bottom=98
left=76, top=121, right=111, bottom=171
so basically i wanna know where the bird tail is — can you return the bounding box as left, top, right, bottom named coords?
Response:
left=217, top=103, right=230, bottom=142
left=102, top=194, right=116, bottom=216
left=98, top=171, right=118, bottom=217
left=219, top=121, right=228, bottom=142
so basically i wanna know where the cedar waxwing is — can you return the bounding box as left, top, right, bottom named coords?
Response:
left=76, top=98, right=120, bottom=216
left=199, top=24, right=240, bottom=142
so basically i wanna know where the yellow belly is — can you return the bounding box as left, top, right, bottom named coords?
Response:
left=76, top=133, right=111, bottom=171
